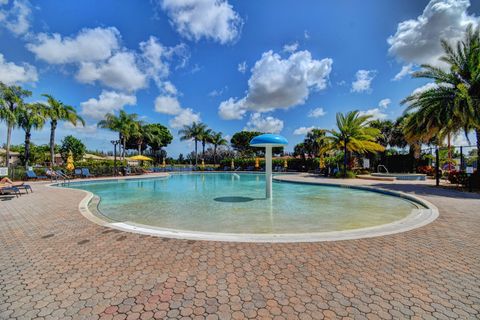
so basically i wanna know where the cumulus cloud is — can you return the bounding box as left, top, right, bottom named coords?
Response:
left=392, top=64, right=413, bottom=81
left=76, top=52, right=147, bottom=92
left=80, top=90, right=136, bottom=120
left=169, top=108, right=201, bottom=128
left=237, top=61, right=247, bottom=74
left=308, top=107, right=326, bottom=118
left=378, top=98, right=391, bottom=109
left=63, top=122, right=98, bottom=134
left=351, top=69, right=376, bottom=93
left=293, top=126, right=315, bottom=135
left=154, top=95, right=183, bottom=115
left=387, top=0, right=479, bottom=67
left=0, top=53, right=37, bottom=85
left=358, top=108, right=387, bottom=121
left=283, top=42, right=299, bottom=53
left=244, top=113, right=283, bottom=133
left=0, top=0, right=31, bottom=36
left=27, top=27, right=121, bottom=64
left=219, top=50, right=333, bottom=119
left=139, top=36, right=189, bottom=88
left=160, top=0, right=243, bottom=44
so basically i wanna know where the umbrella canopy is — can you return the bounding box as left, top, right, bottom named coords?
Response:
left=128, top=155, right=153, bottom=161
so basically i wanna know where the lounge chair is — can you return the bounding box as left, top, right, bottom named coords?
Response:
left=74, top=168, right=82, bottom=178
left=0, top=185, right=21, bottom=197
left=26, top=170, right=48, bottom=180
left=81, top=168, right=94, bottom=178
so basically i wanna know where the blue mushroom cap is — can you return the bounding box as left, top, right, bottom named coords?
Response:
left=250, top=134, right=288, bottom=147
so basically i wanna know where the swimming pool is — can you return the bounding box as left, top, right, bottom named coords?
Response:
left=62, top=173, right=436, bottom=241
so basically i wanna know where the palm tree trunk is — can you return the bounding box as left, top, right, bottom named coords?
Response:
left=138, top=144, right=141, bottom=155
left=122, top=137, right=126, bottom=159
left=5, top=124, right=12, bottom=168
left=343, top=140, right=348, bottom=178
left=24, top=129, right=31, bottom=170
left=447, top=133, right=452, bottom=170
left=476, top=128, right=480, bottom=170
left=202, top=140, right=206, bottom=159
left=194, top=138, right=198, bottom=167
left=49, top=121, right=56, bottom=168
left=213, top=145, right=217, bottom=165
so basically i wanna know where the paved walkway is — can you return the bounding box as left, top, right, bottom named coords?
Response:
left=1, top=174, right=479, bottom=320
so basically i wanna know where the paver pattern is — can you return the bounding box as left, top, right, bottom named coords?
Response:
left=1, top=174, right=480, bottom=320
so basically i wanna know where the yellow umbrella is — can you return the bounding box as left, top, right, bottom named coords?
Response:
left=231, top=159, right=235, bottom=170
left=201, top=159, right=205, bottom=170
left=255, top=157, right=260, bottom=169
left=283, top=159, right=288, bottom=169
left=162, top=158, right=166, bottom=168
left=128, top=155, right=153, bottom=161
left=66, top=151, right=75, bottom=171
left=319, top=155, right=325, bottom=169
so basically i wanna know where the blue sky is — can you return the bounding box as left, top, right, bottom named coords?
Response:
left=1, top=0, right=479, bottom=156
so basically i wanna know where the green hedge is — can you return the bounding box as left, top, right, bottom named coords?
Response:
left=219, top=158, right=322, bottom=171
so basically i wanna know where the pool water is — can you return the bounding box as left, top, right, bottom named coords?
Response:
left=66, top=173, right=419, bottom=234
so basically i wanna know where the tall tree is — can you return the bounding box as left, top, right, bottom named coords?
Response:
left=405, top=25, right=480, bottom=167
left=199, top=127, right=212, bottom=159
left=98, top=111, right=138, bottom=158
left=328, top=111, right=385, bottom=177
left=209, top=131, right=228, bottom=164
left=230, top=131, right=261, bottom=157
left=0, top=82, right=32, bottom=168
left=16, top=103, right=46, bottom=169
left=178, top=122, right=207, bottom=166
left=59, top=135, right=86, bottom=162
left=42, top=94, right=84, bottom=168
left=143, top=123, right=173, bottom=163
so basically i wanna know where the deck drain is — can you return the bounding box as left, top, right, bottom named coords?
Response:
left=77, top=239, right=90, bottom=245
left=41, top=234, right=54, bottom=239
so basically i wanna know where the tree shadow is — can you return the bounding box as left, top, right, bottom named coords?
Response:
left=214, top=196, right=264, bottom=203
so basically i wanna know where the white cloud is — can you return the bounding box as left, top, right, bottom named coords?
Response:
left=237, top=61, right=247, bottom=74
left=63, top=122, right=98, bottom=134
left=283, top=42, right=299, bottom=53
left=139, top=36, right=188, bottom=88
left=27, top=27, right=121, bottom=64
left=219, top=50, right=333, bottom=119
left=162, top=81, right=178, bottom=95
left=387, top=0, right=479, bottom=67
left=358, top=108, right=387, bottom=121
left=218, top=97, right=247, bottom=120
left=378, top=98, right=391, bottom=109
left=351, top=69, right=376, bottom=93
left=0, top=0, right=31, bottom=36
left=244, top=113, right=283, bottom=133
left=154, top=95, right=182, bottom=115
left=308, top=107, right=326, bottom=118
left=76, top=52, right=147, bottom=92
left=169, top=108, right=201, bottom=129
left=160, top=0, right=243, bottom=44
left=304, top=30, right=310, bottom=40
left=0, top=53, right=37, bottom=85
left=392, top=64, right=413, bottom=81
left=293, top=126, right=315, bottom=135
left=80, top=90, right=136, bottom=120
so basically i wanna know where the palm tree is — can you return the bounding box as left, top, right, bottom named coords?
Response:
left=17, top=103, right=46, bottom=169
left=0, top=83, right=32, bottom=168
left=406, top=25, right=480, bottom=167
left=42, top=94, right=84, bottom=168
left=199, top=127, right=213, bottom=160
left=98, top=110, right=138, bottom=158
left=328, top=111, right=385, bottom=177
left=178, top=122, right=207, bottom=167
left=210, top=131, right=228, bottom=164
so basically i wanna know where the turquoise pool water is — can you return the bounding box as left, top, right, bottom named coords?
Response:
left=66, top=173, right=419, bottom=234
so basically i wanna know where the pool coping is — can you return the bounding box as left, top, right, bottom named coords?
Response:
left=49, top=173, right=439, bottom=243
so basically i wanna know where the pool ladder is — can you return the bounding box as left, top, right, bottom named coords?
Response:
left=377, top=165, right=389, bottom=174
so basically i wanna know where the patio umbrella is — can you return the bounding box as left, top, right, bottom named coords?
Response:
left=128, top=155, right=153, bottom=161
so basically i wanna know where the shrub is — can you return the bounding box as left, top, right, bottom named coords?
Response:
left=447, top=170, right=469, bottom=185
left=334, top=170, right=356, bottom=179
left=417, top=165, right=435, bottom=176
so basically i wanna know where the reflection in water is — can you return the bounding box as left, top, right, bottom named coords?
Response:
left=214, top=196, right=260, bottom=203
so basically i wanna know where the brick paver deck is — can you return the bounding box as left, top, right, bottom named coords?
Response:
left=1, top=174, right=480, bottom=320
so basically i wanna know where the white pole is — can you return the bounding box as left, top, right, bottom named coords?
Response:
left=265, top=145, right=272, bottom=198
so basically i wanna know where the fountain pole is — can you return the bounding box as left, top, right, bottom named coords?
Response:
left=265, top=145, right=272, bottom=198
